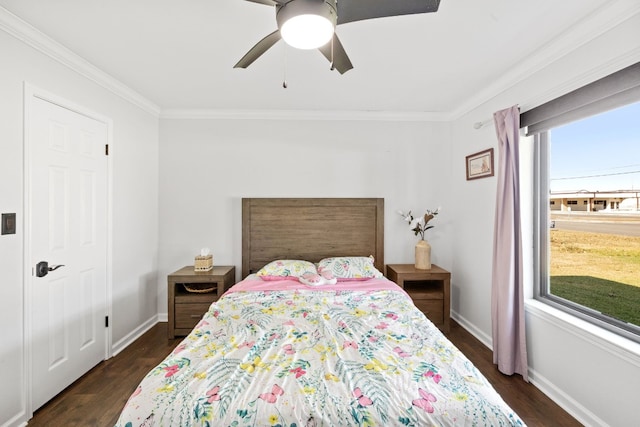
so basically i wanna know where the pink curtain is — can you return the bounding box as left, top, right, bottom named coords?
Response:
left=491, top=105, right=528, bottom=381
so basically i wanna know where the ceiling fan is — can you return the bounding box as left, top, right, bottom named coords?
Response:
left=234, top=0, right=441, bottom=74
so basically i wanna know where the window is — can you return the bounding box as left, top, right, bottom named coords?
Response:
left=523, top=62, right=640, bottom=343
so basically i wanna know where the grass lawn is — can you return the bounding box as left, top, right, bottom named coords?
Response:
left=550, top=229, right=640, bottom=326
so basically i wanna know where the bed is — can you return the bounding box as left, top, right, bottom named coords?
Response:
left=115, top=198, right=524, bottom=427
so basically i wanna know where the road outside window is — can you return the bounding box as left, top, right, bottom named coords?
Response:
left=544, top=101, right=640, bottom=339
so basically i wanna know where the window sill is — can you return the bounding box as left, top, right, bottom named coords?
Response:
left=525, top=299, right=640, bottom=366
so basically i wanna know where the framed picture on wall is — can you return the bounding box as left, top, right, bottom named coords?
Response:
left=466, top=148, right=494, bottom=180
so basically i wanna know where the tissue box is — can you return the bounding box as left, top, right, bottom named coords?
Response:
left=194, top=254, right=213, bottom=272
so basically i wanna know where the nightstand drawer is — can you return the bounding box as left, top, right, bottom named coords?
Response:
left=175, top=303, right=213, bottom=329
left=406, top=287, right=444, bottom=299
left=413, top=299, right=444, bottom=325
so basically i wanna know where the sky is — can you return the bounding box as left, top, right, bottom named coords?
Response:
left=549, top=101, right=640, bottom=192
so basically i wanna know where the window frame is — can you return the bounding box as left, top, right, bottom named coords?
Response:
left=533, top=130, right=640, bottom=344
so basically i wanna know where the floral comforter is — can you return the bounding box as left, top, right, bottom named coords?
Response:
left=115, top=278, right=524, bottom=427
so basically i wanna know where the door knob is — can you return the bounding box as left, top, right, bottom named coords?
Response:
left=35, top=261, right=65, bottom=278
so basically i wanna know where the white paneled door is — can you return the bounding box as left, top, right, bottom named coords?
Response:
left=28, top=94, right=108, bottom=411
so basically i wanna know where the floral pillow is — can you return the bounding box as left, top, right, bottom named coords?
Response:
left=256, top=259, right=317, bottom=281
left=317, top=256, right=383, bottom=281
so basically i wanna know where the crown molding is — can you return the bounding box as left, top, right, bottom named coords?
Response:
left=161, top=1, right=640, bottom=122
left=449, top=0, right=640, bottom=120
left=0, top=5, right=451, bottom=123
left=0, top=6, right=161, bottom=117
left=2, top=2, right=637, bottom=123
left=160, top=108, right=452, bottom=122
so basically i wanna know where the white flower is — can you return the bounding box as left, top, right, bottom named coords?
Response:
left=399, top=207, right=440, bottom=240
left=397, top=210, right=413, bottom=224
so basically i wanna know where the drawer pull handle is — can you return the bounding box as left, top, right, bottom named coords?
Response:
left=190, top=315, right=201, bottom=318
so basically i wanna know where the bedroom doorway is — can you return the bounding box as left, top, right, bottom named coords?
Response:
left=25, top=86, right=111, bottom=412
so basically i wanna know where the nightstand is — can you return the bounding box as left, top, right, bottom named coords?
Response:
left=167, top=265, right=235, bottom=338
left=386, top=264, right=451, bottom=333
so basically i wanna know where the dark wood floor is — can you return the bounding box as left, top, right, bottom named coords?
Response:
left=28, top=321, right=582, bottom=426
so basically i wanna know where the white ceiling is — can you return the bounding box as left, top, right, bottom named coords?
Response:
left=0, top=0, right=629, bottom=116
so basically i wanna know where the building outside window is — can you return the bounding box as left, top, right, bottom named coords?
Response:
left=523, top=63, right=640, bottom=343
left=536, top=101, right=640, bottom=342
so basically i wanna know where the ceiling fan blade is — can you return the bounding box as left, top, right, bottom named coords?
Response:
left=243, top=0, right=279, bottom=6
left=318, top=34, right=353, bottom=74
left=234, top=30, right=282, bottom=69
left=337, top=0, right=441, bottom=25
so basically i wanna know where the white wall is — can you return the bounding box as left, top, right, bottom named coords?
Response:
left=157, top=118, right=453, bottom=311
left=3, top=4, right=639, bottom=427
left=448, top=13, right=640, bottom=427
left=0, top=28, right=159, bottom=425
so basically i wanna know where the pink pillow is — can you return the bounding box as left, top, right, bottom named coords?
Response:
left=320, top=269, right=338, bottom=285
left=260, top=275, right=300, bottom=281
left=299, top=271, right=338, bottom=287
left=299, top=273, right=325, bottom=286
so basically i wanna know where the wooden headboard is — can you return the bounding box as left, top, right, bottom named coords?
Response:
left=242, top=198, right=384, bottom=278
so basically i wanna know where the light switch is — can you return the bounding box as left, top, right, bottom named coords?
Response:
left=1, top=213, right=16, bottom=235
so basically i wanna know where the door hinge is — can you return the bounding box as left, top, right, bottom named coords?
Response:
left=105, top=316, right=109, bottom=328
left=105, top=144, right=109, bottom=156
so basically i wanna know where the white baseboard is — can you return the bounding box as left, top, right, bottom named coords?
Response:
left=11, top=317, right=162, bottom=427
left=451, top=310, right=609, bottom=427
left=111, top=315, right=159, bottom=357
left=528, top=368, right=608, bottom=427
left=450, top=310, right=493, bottom=349
left=157, top=313, right=168, bottom=322
left=0, top=411, right=27, bottom=427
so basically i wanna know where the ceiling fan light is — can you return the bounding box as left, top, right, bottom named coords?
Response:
left=280, top=14, right=334, bottom=49
left=276, top=0, right=337, bottom=50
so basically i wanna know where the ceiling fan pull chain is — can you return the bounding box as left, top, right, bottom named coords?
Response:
left=330, top=36, right=335, bottom=71
left=282, top=42, right=288, bottom=89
